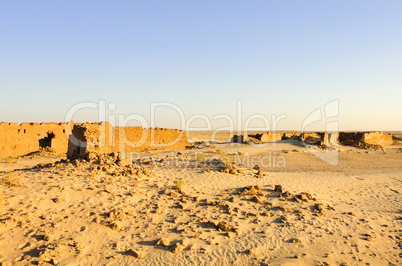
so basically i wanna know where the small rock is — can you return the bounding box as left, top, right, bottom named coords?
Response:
left=274, top=185, right=283, bottom=192
left=44, top=233, right=54, bottom=242
left=226, top=232, right=235, bottom=239
left=155, top=238, right=170, bottom=247
left=129, top=249, right=145, bottom=259
left=170, top=191, right=180, bottom=199
left=111, top=221, right=121, bottom=231
left=109, top=210, right=126, bottom=221
left=172, top=243, right=185, bottom=254
left=216, top=221, right=233, bottom=231
left=255, top=170, right=264, bottom=178
left=282, top=191, right=293, bottom=199
left=117, top=159, right=130, bottom=167
left=181, top=238, right=189, bottom=247
left=247, top=248, right=256, bottom=255
left=252, top=196, right=263, bottom=204
left=291, top=238, right=302, bottom=244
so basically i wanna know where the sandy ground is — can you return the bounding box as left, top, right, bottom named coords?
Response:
left=0, top=137, right=401, bottom=265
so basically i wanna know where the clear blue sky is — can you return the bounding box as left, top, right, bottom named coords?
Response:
left=1, top=1, right=401, bottom=131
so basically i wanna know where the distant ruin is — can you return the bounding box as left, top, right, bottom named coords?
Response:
left=319, top=132, right=339, bottom=147
left=281, top=132, right=300, bottom=140
left=231, top=134, right=246, bottom=144
left=231, top=132, right=282, bottom=144
left=229, top=131, right=394, bottom=148
left=338, top=131, right=393, bottom=147
left=0, top=122, right=395, bottom=159
left=250, top=132, right=282, bottom=143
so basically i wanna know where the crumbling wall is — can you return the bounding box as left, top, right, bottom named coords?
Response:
left=251, top=132, right=282, bottom=143
left=299, top=132, right=319, bottom=141
left=67, top=122, right=115, bottom=159
left=67, top=123, right=190, bottom=159
left=362, top=132, right=393, bottom=146
left=116, top=126, right=189, bottom=153
left=339, top=132, right=362, bottom=146
left=0, top=122, right=73, bottom=158
left=282, top=132, right=300, bottom=140
left=319, top=132, right=339, bottom=146
left=0, top=121, right=189, bottom=159
left=339, top=132, right=393, bottom=147
left=231, top=135, right=246, bottom=143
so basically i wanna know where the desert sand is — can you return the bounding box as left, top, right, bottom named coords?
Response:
left=0, top=132, right=401, bottom=265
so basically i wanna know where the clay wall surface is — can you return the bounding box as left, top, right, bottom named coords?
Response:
left=0, top=121, right=189, bottom=159
left=319, top=132, right=339, bottom=146
left=116, top=127, right=189, bottom=153
left=339, top=132, right=393, bottom=146
left=0, top=122, right=74, bottom=158
left=67, top=123, right=189, bottom=159
left=1, top=122, right=395, bottom=159
left=362, top=132, right=393, bottom=146
left=299, top=132, right=319, bottom=141
left=67, top=122, right=115, bottom=158
left=258, top=132, right=282, bottom=143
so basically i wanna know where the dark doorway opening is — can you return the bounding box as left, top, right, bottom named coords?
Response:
left=39, top=132, right=55, bottom=148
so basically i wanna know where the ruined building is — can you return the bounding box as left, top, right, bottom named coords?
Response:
left=0, top=122, right=189, bottom=159
left=0, top=121, right=395, bottom=159
left=338, top=132, right=393, bottom=146
left=67, top=122, right=189, bottom=159
left=250, top=132, right=282, bottom=143
left=0, top=122, right=74, bottom=158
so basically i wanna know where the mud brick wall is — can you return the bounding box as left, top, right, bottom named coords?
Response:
left=362, top=132, right=393, bottom=146
left=67, top=123, right=189, bottom=159
left=252, top=132, right=282, bottom=143
left=0, top=122, right=73, bottom=158
left=116, top=127, right=189, bottom=153
left=339, top=132, right=393, bottom=146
